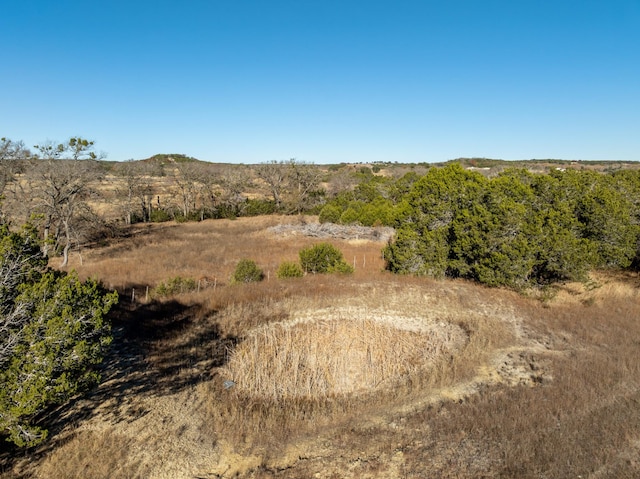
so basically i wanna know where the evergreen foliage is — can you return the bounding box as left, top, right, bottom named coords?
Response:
left=299, top=243, right=353, bottom=274
left=275, top=261, right=304, bottom=279
left=319, top=173, right=406, bottom=226
left=232, top=259, right=264, bottom=283
left=0, top=224, right=117, bottom=446
left=152, top=276, right=198, bottom=297
left=384, top=164, right=640, bottom=289
left=318, top=204, right=342, bottom=224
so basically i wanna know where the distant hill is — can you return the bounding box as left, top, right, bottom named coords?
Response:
left=142, top=153, right=202, bottom=164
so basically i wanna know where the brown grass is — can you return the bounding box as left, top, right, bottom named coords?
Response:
left=35, top=431, right=148, bottom=479
left=205, top=281, right=517, bottom=461
left=2, top=216, right=640, bottom=479
left=222, top=313, right=466, bottom=399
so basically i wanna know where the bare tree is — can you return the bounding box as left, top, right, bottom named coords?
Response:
left=255, top=160, right=288, bottom=209
left=0, top=138, right=29, bottom=220
left=195, top=166, right=221, bottom=219
left=219, top=165, right=249, bottom=216
left=28, top=138, right=104, bottom=267
left=172, top=161, right=203, bottom=218
left=255, top=159, right=325, bottom=213
left=285, top=159, right=323, bottom=214
left=115, top=160, right=156, bottom=224
left=326, top=167, right=357, bottom=198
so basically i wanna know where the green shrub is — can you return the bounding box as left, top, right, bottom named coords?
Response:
left=213, top=203, right=239, bottom=220
left=339, top=207, right=360, bottom=225
left=299, top=243, right=352, bottom=274
left=232, top=259, right=264, bottom=283
left=153, top=276, right=197, bottom=297
left=276, top=261, right=304, bottom=278
left=174, top=210, right=205, bottom=223
left=319, top=204, right=343, bottom=224
left=327, top=261, right=355, bottom=274
left=0, top=225, right=117, bottom=446
left=244, top=199, right=277, bottom=216
left=149, top=209, right=171, bottom=223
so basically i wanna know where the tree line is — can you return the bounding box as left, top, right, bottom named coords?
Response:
left=0, top=137, right=330, bottom=267
left=321, top=163, right=640, bottom=289
left=3, top=135, right=640, bottom=289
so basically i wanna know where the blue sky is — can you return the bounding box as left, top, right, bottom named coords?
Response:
left=1, top=1, right=639, bottom=163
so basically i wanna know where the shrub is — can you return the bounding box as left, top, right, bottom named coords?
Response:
left=153, top=276, right=197, bottom=297
left=244, top=199, right=277, bottom=217
left=174, top=211, right=202, bottom=223
left=339, top=207, right=360, bottom=225
left=232, top=259, right=264, bottom=283
left=149, top=209, right=171, bottom=223
left=213, top=203, right=239, bottom=220
left=319, top=204, right=342, bottom=224
left=276, top=261, right=304, bottom=278
left=299, top=243, right=352, bottom=274
left=327, top=261, right=355, bottom=274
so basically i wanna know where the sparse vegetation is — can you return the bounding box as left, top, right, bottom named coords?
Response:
left=152, top=276, right=197, bottom=297
left=0, top=216, right=637, bottom=478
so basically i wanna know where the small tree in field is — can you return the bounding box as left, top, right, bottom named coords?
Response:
left=299, top=243, right=353, bottom=274
left=232, top=259, right=264, bottom=283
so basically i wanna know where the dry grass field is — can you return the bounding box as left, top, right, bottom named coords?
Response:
left=2, top=215, right=640, bottom=478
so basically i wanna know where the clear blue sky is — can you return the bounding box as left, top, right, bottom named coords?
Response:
left=1, top=1, right=639, bottom=163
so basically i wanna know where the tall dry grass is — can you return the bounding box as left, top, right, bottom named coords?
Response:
left=221, top=313, right=467, bottom=400
left=204, top=278, right=517, bottom=455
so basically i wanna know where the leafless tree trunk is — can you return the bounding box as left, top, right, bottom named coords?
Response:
left=0, top=138, right=29, bottom=221
left=28, top=138, right=104, bottom=267
left=286, top=159, right=323, bottom=214
left=219, top=165, right=248, bottom=216
left=173, top=161, right=203, bottom=218
left=115, top=160, right=156, bottom=224
left=255, top=160, right=288, bottom=209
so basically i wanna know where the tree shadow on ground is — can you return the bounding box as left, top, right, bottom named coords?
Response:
left=0, top=291, right=235, bottom=475
left=65, top=292, right=236, bottom=423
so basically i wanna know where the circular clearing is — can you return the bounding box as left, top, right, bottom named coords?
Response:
left=222, top=309, right=468, bottom=399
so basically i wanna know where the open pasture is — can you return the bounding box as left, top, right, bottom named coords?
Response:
left=2, top=215, right=640, bottom=479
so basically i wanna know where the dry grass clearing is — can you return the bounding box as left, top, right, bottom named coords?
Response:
left=1, top=216, right=640, bottom=479
left=222, top=312, right=467, bottom=399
